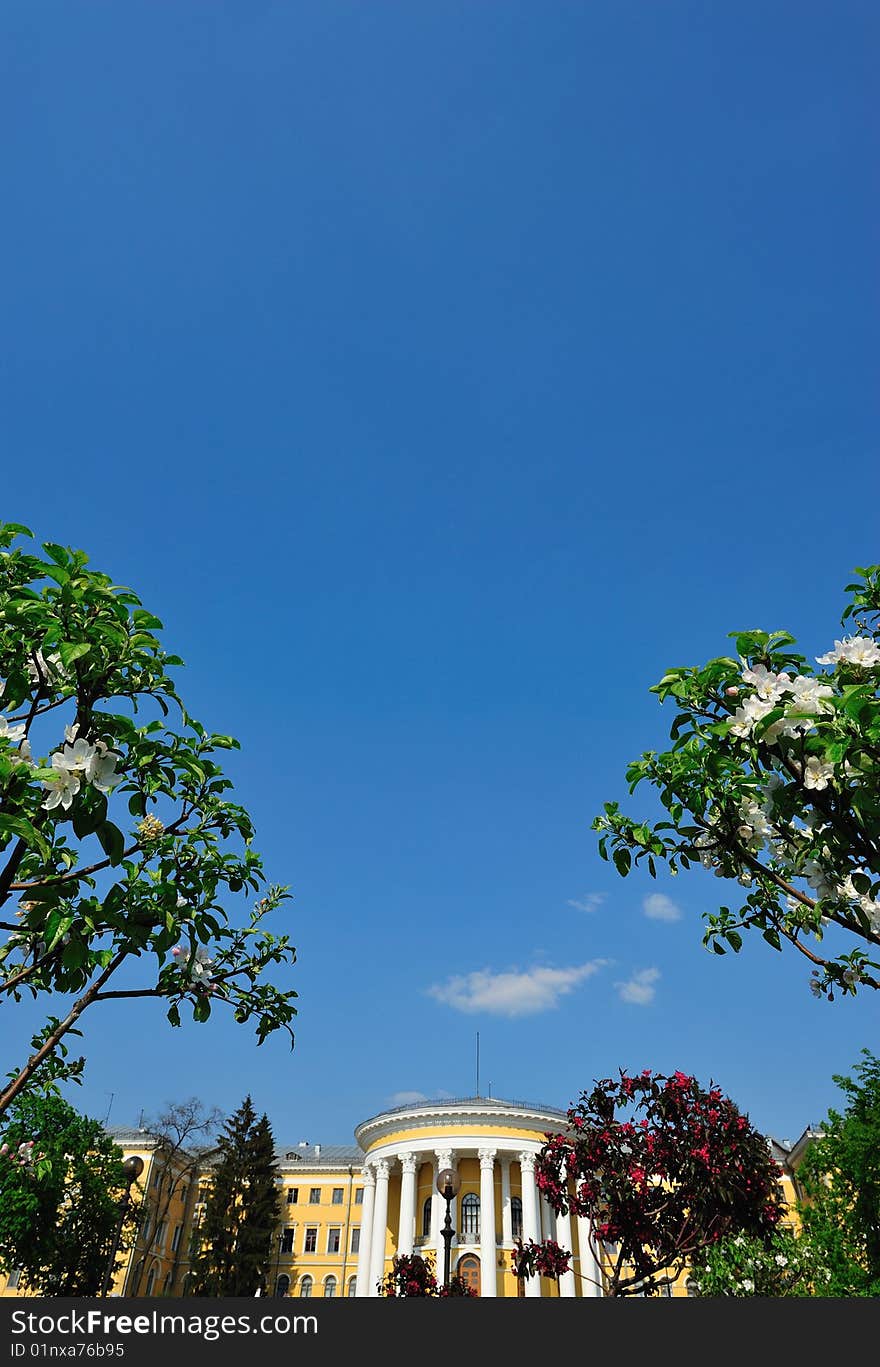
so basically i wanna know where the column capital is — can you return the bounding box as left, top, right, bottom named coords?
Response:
left=478, top=1148, right=497, bottom=1170
left=399, top=1152, right=420, bottom=1175
left=518, top=1151, right=536, bottom=1175
left=361, top=1165, right=376, bottom=1189
left=434, top=1148, right=453, bottom=1169
left=375, top=1159, right=390, bottom=1182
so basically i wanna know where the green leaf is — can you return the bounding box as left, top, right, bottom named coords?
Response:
left=57, top=641, right=92, bottom=669
left=96, top=821, right=126, bottom=866
left=612, top=848, right=631, bottom=877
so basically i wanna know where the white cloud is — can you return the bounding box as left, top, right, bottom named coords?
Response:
left=567, top=892, right=606, bottom=914
left=615, top=967, right=660, bottom=1006
left=389, top=1091, right=428, bottom=1106
left=643, top=893, right=682, bottom=922
left=427, top=962, right=607, bottom=1019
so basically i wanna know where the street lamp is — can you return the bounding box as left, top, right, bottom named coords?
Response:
left=101, top=1155, right=145, bottom=1297
left=435, top=1167, right=461, bottom=1289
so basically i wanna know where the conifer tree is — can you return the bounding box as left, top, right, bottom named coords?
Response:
left=190, top=1096, right=280, bottom=1296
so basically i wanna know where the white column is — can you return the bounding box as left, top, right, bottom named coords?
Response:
left=397, top=1152, right=418, bottom=1258
left=555, top=1167, right=576, bottom=1298
left=367, top=1159, right=391, bottom=1296
left=576, top=1213, right=604, bottom=1297
left=500, top=1156, right=513, bottom=1246
left=518, top=1152, right=541, bottom=1298
left=478, top=1149, right=497, bottom=1298
left=434, top=1149, right=454, bottom=1283
left=354, top=1166, right=375, bottom=1298
left=540, top=1195, right=556, bottom=1243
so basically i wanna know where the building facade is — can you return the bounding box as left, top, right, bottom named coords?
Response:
left=0, top=1094, right=811, bottom=1299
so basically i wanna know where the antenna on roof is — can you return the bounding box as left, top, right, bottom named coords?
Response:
left=103, top=1093, right=114, bottom=1125
left=476, top=1032, right=480, bottom=1097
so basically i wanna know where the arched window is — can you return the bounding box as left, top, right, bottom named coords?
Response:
left=324, top=1276, right=337, bottom=1298
left=299, top=1276, right=313, bottom=1299
left=347, top=1277, right=357, bottom=1298
left=511, top=1196, right=523, bottom=1239
left=460, top=1192, right=480, bottom=1237
left=145, top=1264, right=157, bottom=1296
left=275, top=1274, right=290, bottom=1297
left=457, top=1254, right=480, bottom=1295
left=422, top=1195, right=433, bottom=1237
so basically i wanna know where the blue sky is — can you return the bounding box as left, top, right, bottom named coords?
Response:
left=2, top=2, right=878, bottom=1153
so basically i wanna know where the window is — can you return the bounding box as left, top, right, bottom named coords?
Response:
left=354, top=1187, right=363, bottom=1205
left=347, top=1277, right=357, bottom=1298
left=331, top=1187, right=344, bottom=1204
left=178, top=1182, right=188, bottom=1206
left=275, top=1275, right=290, bottom=1297
left=324, top=1276, right=337, bottom=1298
left=151, top=1168, right=162, bottom=1190
left=141, top=1213, right=151, bottom=1241
left=327, top=1228, right=341, bottom=1254
left=155, top=1221, right=167, bottom=1248
left=280, top=1228, right=295, bottom=1254
left=308, top=1188, right=321, bottom=1204
left=511, top=1196, right=523, bottom=1239
left=286, top=1189, right=298, bottom=1205
left=299, top=1276, right=313, bottom=1299
left=686, top=1277, right=699, bottom=1298
left=171, top=1224, right=182, bottom=1253
left=460, top=1193, right=480, bottom=1237
left=162, top=1273, right=173, bottom=1296
left=145, top=1266, right=157, bottom=1296
left=350, top=1228, right=360, bottom=1254
left=422, top=1196, right=433, bottom=1237
left=304, top=1228, right=317, bottom=1253
left=7, top=1269, right=22, bottom=1290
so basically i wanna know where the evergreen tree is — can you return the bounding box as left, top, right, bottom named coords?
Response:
left=190, top=1096, right=280, bottom=1296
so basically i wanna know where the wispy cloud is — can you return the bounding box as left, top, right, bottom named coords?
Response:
left=567, top=892, right=606, bottom=914
left=427, top=962, right=607, bottom=1018
left=643, top=893, right=682, bottom=922
left=389, top=1091, right=428, bottom=1106
left=615, top=967, right=660, bottom=1005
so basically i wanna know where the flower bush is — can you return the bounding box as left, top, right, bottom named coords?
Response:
left=378, top=1252, right=475, bottom=1298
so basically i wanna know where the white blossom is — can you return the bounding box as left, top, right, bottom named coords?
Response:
left=41, top=763, right=81, bottom=811
left=816, top=636, right=880, bottom=668
left=741, top=664, right=791, bottom=701
left=172, top=944, right=214, bottom=979
left=86, top=740, right=121, bottom=793
left=729, top=695, right=775, bottom=737
left=803, top=757, right=834, bottom=791
left=0, top=716, right=26, bottom=745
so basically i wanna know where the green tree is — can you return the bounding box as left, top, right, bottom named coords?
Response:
left=796, top=1049, right=880, bottom=1296
left=0, top=1092, right=132, bottom=1295
left=594, top=566, right=880, bottom=1000
left=190, top=1096, right=280, bottom=1296
left=0, top=523, right=297, bottom=1118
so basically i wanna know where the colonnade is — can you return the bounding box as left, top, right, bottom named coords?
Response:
left=353, top=1148, right=603, bottom=1297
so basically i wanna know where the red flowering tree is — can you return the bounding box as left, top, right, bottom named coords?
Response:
left=533, top=1069, right=784, bottom=1297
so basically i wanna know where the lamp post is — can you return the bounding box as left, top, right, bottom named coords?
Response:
left=435, top=1167, right=461, bottom=1289
left=101, top=1155, right=144, bottom=1297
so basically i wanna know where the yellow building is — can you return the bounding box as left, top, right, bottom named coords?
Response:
left=0, top=1096, right=817, bottom=1299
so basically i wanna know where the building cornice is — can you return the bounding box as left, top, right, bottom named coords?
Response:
left=354, top=1096, right=568, bottom=1152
